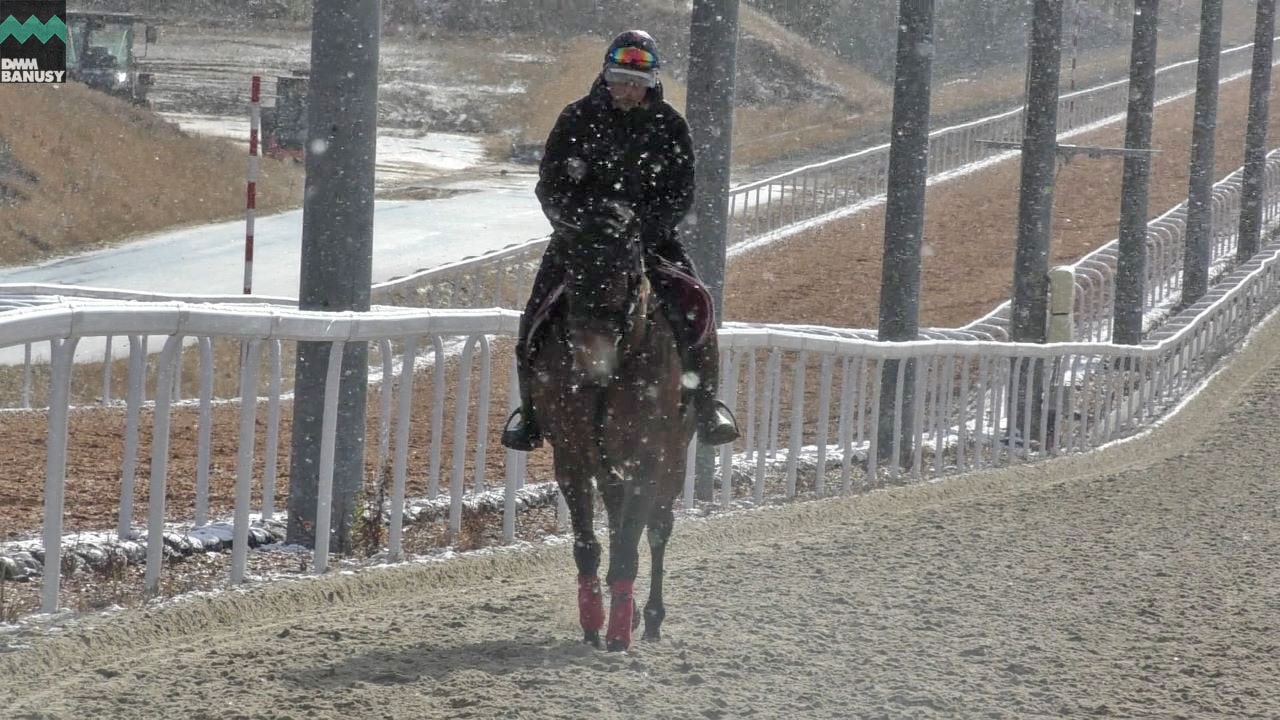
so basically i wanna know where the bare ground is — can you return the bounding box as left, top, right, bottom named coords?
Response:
left=2, top=285, right=1278, bottom=718
left=726, top=68, right=1280, bottom=328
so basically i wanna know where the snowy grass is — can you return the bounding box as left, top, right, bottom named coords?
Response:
left=0, top=83, right=304, bottom=268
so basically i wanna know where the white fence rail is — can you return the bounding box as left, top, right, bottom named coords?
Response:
left=6, top=212, right=1280, bottom=612
left=956, top=148, right=1280, bottom=343
left=725, top=37, right=1273, bottom=245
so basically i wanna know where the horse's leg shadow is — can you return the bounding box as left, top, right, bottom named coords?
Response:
left=556, top=452, right=604, bottom=648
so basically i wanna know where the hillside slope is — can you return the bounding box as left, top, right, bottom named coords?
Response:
left=0, top=82, right=303, bottom=267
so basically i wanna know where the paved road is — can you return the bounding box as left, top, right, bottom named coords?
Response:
left=0, top=184, right=548, bottom=298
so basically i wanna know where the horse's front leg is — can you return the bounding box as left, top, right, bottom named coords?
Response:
left=555, top=451, right=605, bottom=647
left=603, top=467, right=656, bottom=652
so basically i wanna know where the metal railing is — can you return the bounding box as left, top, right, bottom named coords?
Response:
left=371, top=239, right=547, bottom=310
left=710, top=234, right=1280, bottom=505
left=958, top=148, right=1280, bottom=343
left=1, top=302, right=528, bottom=612
left=7, top=211, right=1280, bottom=612
left=725, top=36, right=1275, bottom=246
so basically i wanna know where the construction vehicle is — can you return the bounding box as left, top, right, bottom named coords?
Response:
left=65, top=10, right=158, bottom=106
left=261, top=71, right=309, bottom=162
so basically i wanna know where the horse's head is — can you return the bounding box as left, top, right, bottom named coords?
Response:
left=561, top=201, right=647, bottom=387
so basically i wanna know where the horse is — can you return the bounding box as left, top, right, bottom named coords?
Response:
left=526, top=208, right=698, bottom=651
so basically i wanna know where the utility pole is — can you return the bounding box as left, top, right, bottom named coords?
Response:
left=287, top=0, right=381, bottom=552
left=1012, top=0, right=1066, bottom=345
left=1238, top=0, right=1277, bottom=263
left=1181, top=0, right=1223, bottom=308
left=1009, top=0, right=1065, bottom=448
left=686, top=0, right=740, bottom=500
left=876, top=0, right=935, bottom=466
left=1113, top=0, right=1160, bottom=345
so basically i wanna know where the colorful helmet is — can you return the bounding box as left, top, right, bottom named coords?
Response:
left=603, top=30, right=660, bottom=88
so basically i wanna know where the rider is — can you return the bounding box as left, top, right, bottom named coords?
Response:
left=501, top=29, right=740, bottom=452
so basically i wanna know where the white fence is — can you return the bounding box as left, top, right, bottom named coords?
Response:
left=725, top=36, right=1274, bottom=245
left=5, top=209, right=1280, bottom=612
left=956, top=148, right=1280, bottom=343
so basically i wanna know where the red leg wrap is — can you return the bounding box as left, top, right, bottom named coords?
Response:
left=606, top=579, right=636, bottom=650
left=578, top=575, right=604, bottom=632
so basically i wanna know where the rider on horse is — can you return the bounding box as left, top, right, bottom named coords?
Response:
left=501, top=30, right=740, bottom=452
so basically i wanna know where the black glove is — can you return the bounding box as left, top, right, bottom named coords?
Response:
left=585, top=200, right=636, bottom=238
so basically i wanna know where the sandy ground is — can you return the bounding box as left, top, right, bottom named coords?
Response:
left=2, top=303, right=1279, bottom=718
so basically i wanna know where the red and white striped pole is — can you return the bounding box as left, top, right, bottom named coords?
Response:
left=244, top=74, right=261, bottom=295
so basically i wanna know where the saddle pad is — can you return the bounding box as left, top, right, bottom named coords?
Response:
left=653, top=261, right=716, bottom=347
left=523, top=264, right=715, bottom=362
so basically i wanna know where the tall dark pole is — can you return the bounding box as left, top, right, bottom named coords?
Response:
left=1181, top=0, right=1223, bottom=308
left=1113, top=0, right=1160, bottom=345
left=1012, top=0, right=1065, bottom=345
left=287, top=0, right=380, bottom=550
left=686, top=0, right=739, bottom=500
left=1238, top=0, right=1277, bottom=263
left=877, top=0, right=935, bottom=463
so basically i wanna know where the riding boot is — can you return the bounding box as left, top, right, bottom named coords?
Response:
left=687, top=331, right=740, bottom=446
left=502, top=244, right=568, bottom=452
left=501, top=357, right=543, bottom=451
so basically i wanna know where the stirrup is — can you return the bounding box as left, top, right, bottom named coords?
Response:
left=501, top=408, right=543, bottom=451
left=697, top=400, right=739, bottom=446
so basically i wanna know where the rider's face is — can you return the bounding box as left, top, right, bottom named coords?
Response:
left=608, top=79, right=649, bottom=111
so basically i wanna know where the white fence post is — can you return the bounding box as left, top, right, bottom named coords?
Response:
left=230, top=339, right=262, bottom=585
left=40, top=337, right=80, bottom=614
left=313, top=340, right=348, bottom=576
left=144, top=336, right=184, bottom=597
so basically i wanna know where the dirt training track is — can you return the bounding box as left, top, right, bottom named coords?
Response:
left=4, top=315, right=1279, bottom=717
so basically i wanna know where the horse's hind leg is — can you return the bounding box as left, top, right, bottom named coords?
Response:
left=643, top=500, right=675, bottom=642
left=556, top=454, right=604, bottom=647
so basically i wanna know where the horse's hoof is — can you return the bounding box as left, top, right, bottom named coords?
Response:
left=606, top=639, right=629, bottom=652
left=642, top=628, right=662, bottom=642
left=583, top=630, right=602, bottom=649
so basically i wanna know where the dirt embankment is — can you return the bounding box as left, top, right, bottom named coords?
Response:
left=0, top=83, right=304, bottom=267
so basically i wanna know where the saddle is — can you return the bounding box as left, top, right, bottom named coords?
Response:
left=523, top=261, right=715, bottom=363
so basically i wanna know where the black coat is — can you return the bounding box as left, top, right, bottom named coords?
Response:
left=535, top=75, right=697, bottom=272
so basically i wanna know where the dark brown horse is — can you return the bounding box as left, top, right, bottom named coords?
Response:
left=527, top=211, right=696, bottom=651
